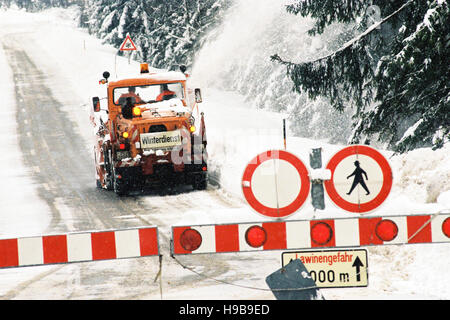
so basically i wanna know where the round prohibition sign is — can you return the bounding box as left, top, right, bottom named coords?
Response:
left=242, top=150, right=310, bottom=219
left=324, top=145, right=393, bottom=214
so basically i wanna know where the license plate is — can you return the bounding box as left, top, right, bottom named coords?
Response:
left=116, top=151, right=130, bottom=160
left=140, top=130, right=182, bottom=149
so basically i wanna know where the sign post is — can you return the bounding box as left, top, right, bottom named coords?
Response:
left=309, top=148, right=325, bottom=210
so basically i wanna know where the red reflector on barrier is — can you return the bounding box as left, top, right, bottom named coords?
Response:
left=443, top=217, right=450, bottom=238
left=180, top=229, right=202, bottom=251
left=375, top=219, right=398, bottom=242
left=245, top=226, right=267, bottom=248
left=310, top=222, right=333, bottom=245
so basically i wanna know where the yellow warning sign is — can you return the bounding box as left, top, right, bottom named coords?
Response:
left=281, top=249, right=368, bottom=288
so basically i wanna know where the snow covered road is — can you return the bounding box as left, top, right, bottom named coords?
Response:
left=0, top=9, right=272, bottom=299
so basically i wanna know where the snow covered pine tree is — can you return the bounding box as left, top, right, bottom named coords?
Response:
left=0, top=0, right=71, bottom=11
left=271, top=0, right=449, bottom=153
left=79, top=0, right=229, bottom=69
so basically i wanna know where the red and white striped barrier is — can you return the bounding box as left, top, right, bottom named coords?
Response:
left=0, top=227, right=159, bottom=269
left=171, top=213, right=450, bottom=255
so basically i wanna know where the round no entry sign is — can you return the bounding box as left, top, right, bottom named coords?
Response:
left=324, top=145, right=393, bottom=214
left=242, top=150, right=310, bottom=219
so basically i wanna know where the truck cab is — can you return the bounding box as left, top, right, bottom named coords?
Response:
left=92, top=64, right=207, bottom=195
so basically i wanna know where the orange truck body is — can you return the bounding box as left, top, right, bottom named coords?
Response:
left=92, top=65, right=207, bottom=195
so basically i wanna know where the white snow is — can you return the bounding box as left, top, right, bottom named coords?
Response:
left=438, top=190, right=450, bottom=208
left=309, top=168, right=332, bottom=181
left=140, top=98, right=189, bottom=114
left=0, top=5, right=449, bottom=300
left=0, top=14, right=51, bottom=238
left=397, top=119, right=423, bottom=145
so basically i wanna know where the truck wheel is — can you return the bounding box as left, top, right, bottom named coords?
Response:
left=103, top=147, right=114, bottom=190
left=113, top=168, right=128, bottom=196
left=114, top=176, right=128, bottom=196
left=192, top=174, right=207, bottom=191
left=105, top=173, right=114, bottom=190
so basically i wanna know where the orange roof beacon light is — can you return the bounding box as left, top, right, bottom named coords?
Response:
left=140, top=63, right=149, bottom=74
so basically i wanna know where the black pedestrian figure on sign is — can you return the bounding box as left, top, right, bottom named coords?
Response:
left=346, top=161, right=370, bottom=196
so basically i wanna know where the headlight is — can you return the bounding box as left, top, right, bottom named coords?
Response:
left=132, top=107, right=141, bottom=116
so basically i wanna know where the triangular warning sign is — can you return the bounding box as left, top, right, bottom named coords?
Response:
left=119, top=34, right=137, bottom=51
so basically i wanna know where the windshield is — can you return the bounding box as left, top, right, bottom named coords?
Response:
left=113, top=82, right=184, bottom=105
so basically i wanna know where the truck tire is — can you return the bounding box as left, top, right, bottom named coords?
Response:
left=113, top=170, right=128, bottom=196
left=105, top=176, right=114, bottom=190
left=114, top=175, right=128, bottom=196
left=104, top=147, right=114, bottom=190
left=192, top=174, right=207, bottom=191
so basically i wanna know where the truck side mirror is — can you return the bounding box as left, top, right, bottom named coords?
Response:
left=92, top=97, right=100, bottom=112
left=194, top=88, right=202, bottom=103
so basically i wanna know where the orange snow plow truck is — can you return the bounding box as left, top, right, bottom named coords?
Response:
left=91, top=64, right=207, bottom=195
